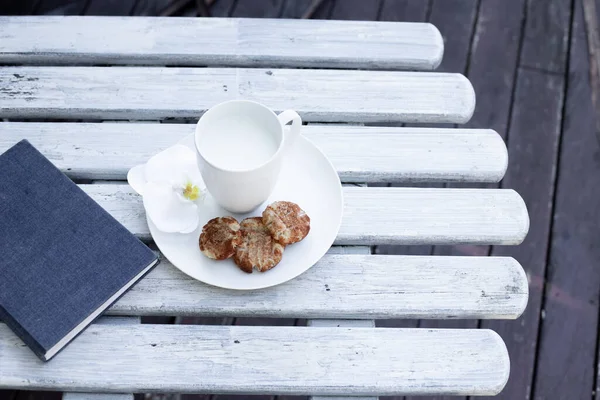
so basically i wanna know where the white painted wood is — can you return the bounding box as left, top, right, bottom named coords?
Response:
left=0, top=323, right=510, bottom=396
left=0, top=17, right=443, bottom=70
left=309, top=247, right=377, bottom=399
left=0, top=122, right=508, bottom=182
left=81, top=184, right=529, bottom=245
left=63, top=317, right=138, bottom=400
left=0, top=67, right=475, bottom=123
left=107, top=254, right=528, bottom=319
left=0, top=123, right=507, bottom=183
left=308, top=320, right=375, bottom=328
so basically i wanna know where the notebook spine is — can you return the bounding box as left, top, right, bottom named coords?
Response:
left=0, top=303, right=47, bottom=361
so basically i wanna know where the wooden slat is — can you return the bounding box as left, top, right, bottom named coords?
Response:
left=0, top=122, right=507, bottom=183
left=63, top=317, right=139, bottom=400
left=81, top=184, right=528, bottom=245
left=0, top=16, right=442, bottom=70
left=106, top=254, right=527, bottom=319
left=0, top=67, right=474, bottom=123
left=0, top=324, right=510, bottom=396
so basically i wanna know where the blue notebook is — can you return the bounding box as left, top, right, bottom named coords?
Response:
left=0, top=140, right=159, bottom=361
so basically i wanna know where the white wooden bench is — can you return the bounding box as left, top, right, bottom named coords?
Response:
left=0, top=16, right=529, bottom=399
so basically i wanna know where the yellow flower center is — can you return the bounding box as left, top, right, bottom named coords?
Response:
left=182, top=182, right=200, bottom=201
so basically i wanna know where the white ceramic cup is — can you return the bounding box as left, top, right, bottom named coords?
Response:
left=194, top=100, right=302, bottom=213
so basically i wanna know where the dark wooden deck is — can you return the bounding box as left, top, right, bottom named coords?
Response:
left=1, top=0, right=600, bottom=399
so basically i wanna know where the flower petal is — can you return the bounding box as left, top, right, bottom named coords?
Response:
left=145, top=144, right=201, bottom=186
left=127, top=164, right=147, bottom=195
left=143, top=182, right=199, bottom=233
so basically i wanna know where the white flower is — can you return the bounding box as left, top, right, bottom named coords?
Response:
left=127, top=145, right=205, bottom=234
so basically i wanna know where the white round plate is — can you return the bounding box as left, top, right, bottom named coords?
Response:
left=148, top=133, right=343, bottom=290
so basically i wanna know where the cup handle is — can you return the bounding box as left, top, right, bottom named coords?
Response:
left=277, top=110, right=302, bottom=148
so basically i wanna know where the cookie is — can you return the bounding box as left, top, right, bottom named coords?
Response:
left=262, top=201, right=310, bottom=245
left=234, top=217, right=285, bottom=273
left=199, top=217, right=241, bottom=260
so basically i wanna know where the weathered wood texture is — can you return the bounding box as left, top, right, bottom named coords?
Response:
left=84, top=0, right=137, bottom=15
left=465, top=0, right=525, bottom=134
left=62, top=317, right=140, bottom=400
left=104, top=254, right=527, bottom=319
left=481, top=0, right=572, bottom=399
left=329, top=0, right=381, bottom=20
left=531, top=1, right=600, bottom=399
left=81, top=184, right=529, bottom=245
left=424, top=2, right=527, bottom=397
left=428, top=0, right=478, bottom=74
left=0, top=67, right=473, bottom=123
left=279, top=0, right=313, bottom=18
left=0, top=17, right=442, bottom=70
left=0, top=123, right=507, bottom=183
left=303, top=8, right=383, bottom=400
left=485, top=71, right=564, bottom=400
left=0, top=324, right=510, bottom=396
left=231, top=0, right=284, bottom=17
left=306, top=247, right=373, bottom=400
left=407, top=4, right=480, bottom=400
left=379, top=0, right=430, bottom=22
left=378, top=7, right=480, bottom=394
left=371, top=0, right=433, bottom=319
left=520, top=0, right=572, bottom=73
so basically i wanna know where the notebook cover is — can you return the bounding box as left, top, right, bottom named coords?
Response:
left=0, top=140, right=158, bottom=361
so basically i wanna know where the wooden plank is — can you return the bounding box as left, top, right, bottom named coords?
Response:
left=40, top=0, right=86, bottom=15
left=465, top=0, right=525, bottom=134
left=231, top=0, right=284, bottom=17
left=280, top=0, right=313, bottom=18
left=379, top=0, right=430, bottom=22
left=63, top=317, right=139, bottom=400
left=372, top=4, right=433, bottom=335
left=484, top=70, right=565, bottom=400
left=520, top=0, right=572, bottom=73
left=0, top=123, right=508, bottom=183
left=131, top=0, right=171, bottom=16
left=0, top=67, right=471, bottom=123
left=80, top=184, right=529, bottom=245
left=482, top=5, right=570, bottom=400
left=0, top=324, right=510, bottom=396
left=428, top=0, right=478, bottom=73
left=0, top=17, right=443, bottom=70
left=329, top=0, right=381, bottom=20
left=306, top=247, right=375, bottom=400
left=404, top=9, right=481, bottom=397
left=532, top=2, right=600, bottom=399
left=84, top=0, right=136, bottom=15
left=104, top=254, right=528, bottom=319
left=209, top=0, right=237, bottom=17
